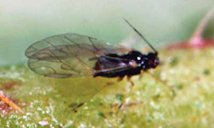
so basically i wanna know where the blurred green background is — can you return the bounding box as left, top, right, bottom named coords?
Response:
left=0, top=0, right=214, bottom=66
left=1, top=1, right=214, bottom=127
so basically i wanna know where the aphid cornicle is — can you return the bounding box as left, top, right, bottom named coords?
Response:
left=25, top=19, right=159, bottom=81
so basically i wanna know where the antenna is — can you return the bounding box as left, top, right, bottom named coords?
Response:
left=123, top=18, right=157, bottom=53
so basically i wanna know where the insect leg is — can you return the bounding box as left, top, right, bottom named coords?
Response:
left=146, top=71, right=167, bottom=86
left=117, top=76, right=124, bottom=82
left=127, top=76, right=134, bottom=87
left=104, top=77, right=125, bottom=87
left=138, top=70, right=145, bottom=80
left=70, top=102, right=84, bottom=113
left=114, top=76, right=135, bottom=113
left=146, top=71, right=175, bottom=98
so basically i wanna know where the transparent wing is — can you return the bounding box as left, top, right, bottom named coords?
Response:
left=25, top=33, right=130, bottom=78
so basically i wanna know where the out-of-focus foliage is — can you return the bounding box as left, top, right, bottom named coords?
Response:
left=0, top=0, right=214, bottom=65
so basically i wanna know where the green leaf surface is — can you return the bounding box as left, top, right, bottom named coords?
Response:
left=0, top=48, right=214, bottom=127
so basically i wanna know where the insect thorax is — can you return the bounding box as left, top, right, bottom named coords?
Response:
left=93, top=50, right=159, bottom=78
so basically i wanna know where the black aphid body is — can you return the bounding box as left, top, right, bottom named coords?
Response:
left=25, top=19, right=159, bottom=79
left=93, top=19, right=160, bottom=78
left=93, top=50, right=159, bottom=77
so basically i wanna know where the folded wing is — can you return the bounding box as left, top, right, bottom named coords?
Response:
left=25, top=33, right=130, bottom=78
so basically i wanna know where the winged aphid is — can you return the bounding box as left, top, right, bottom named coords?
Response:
left=25, top=19, right=160, bottom=111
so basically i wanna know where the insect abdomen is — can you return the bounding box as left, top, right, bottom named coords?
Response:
left=93, top=55, right=141, bottom=78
